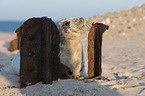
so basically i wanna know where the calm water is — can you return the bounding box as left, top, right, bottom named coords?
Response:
left=0, top=21, right=24, bottom=32
left=0, top=20, right=59, bottom=32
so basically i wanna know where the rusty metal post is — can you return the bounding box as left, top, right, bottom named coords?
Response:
left=40, top=17, right=62, bottom=84
left=20, top=18, right=42, bottom=87
left=20, top=17, right=70, bottom=88
left=15, top=25, right=23, bottom=50
left=88, top=23, right=109, bottom=78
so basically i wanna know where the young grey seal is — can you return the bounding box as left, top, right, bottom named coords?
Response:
left=58, top=17, right=87, bottom=78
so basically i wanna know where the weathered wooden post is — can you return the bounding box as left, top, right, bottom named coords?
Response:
left=88, top=23, right=109, bottom=78
left=20, top=17, right=70, bottom=87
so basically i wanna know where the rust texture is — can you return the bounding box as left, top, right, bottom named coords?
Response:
left=20, top=18, right=42, bottom=87
left=16, top=24, right=23, bottom=50
left=20, top=17, right=70, bottom=88
left=88, top=23, right=109, bottom=78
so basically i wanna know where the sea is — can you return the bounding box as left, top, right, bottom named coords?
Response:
left=0, top=20, right=59, bottom=33
left=0, top=21, right=24, bottom=32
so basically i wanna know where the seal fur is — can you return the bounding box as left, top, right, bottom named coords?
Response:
left=58, top=17, right=85, bottom=78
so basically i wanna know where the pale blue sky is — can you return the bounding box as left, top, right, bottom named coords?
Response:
left=0, top=0, right=145, bottom=21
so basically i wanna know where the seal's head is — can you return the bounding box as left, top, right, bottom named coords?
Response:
left=58, top=17, right=85, bottom=38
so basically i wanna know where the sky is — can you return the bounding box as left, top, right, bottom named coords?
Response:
left=0, top=0, right=145, bottom=21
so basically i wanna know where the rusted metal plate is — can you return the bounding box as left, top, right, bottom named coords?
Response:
left=88, top=23, right=109, bottom=78
left=40, top=17, right=61, bottom=84
left=20, top=17, right=71, bottom=88
left=20, top=18, right=42, bottom=87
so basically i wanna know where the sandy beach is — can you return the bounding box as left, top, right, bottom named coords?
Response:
left=0, top=3, right=145, bottom=96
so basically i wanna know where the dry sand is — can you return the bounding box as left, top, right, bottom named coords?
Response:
left=0, top=33, right=120, bottom=96
left=0, top=3, right=145, bottom=96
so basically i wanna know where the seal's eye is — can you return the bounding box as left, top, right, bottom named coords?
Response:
left=106, top=25, right=109, bottom=30
left=64, top=21, right=70, bottom=26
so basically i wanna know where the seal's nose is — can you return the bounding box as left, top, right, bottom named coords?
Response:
left=106, top=25, right=109, bottom=30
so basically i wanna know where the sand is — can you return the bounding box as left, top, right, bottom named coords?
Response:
left=0, top=32, right=121, bottom=96
left=0, top=3, right=145, bottom=96
left=0, top=29, right=145, bottom=96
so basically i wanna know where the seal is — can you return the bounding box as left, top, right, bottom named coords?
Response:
left=58, top=17, right=87, bottom=78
